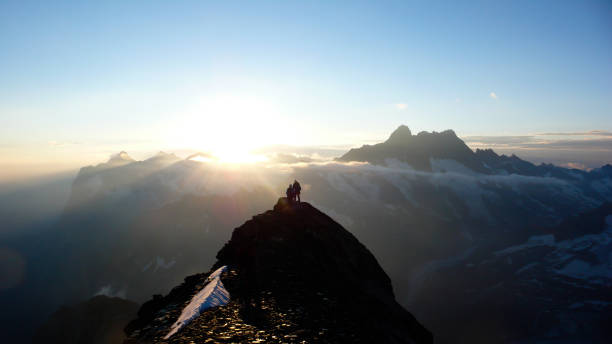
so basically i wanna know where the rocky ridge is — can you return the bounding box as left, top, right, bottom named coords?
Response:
left=124, top=198, right=432, bottom=343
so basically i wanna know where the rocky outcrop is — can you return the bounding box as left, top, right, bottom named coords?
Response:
left=125, top=198, right=432, bottom=343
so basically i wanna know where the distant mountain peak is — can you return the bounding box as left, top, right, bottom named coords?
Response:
left=147, top=151, right=180, bottom=162
left=338, top=125, right=485, bottom=172
left=108, top=151, right=134, bottom=163
left=439, top=129, right=458, bottom=137
left=385, top=125, right=413, bottom=145
left=337, top=126, right=581, bottom=176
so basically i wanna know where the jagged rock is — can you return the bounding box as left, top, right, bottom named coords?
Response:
left=125, top=198, right=432, bottom=343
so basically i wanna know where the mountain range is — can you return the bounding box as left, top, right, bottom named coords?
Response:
left=340, top=125, right=612, bottom=180
left=1, top=125, right=611, bottom=343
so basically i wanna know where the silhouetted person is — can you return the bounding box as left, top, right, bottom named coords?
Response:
left=286, top=184, right=294, bottom=202
left=293, top=180, right=301, bottom=202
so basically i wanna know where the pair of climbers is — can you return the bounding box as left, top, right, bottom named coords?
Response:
left=286, top=180, right=302, bottom=203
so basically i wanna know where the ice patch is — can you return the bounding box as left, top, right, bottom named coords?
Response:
left=164, top=265, right=230, bottom=339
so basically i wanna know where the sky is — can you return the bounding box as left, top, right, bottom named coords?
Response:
left=1, top=0, right=611, bottom=177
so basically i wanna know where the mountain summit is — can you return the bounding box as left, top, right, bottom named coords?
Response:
left=338, top=125, right=600, bottom=178
left=385, top=125, right=413, bottom=145
left=109, top=151, right=135, bottom=164
left=125, top=198, right=432, bottom=343
left=338, top=125, right=484, bottom=171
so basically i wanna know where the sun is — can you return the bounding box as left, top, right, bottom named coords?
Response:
left=170, top=93, right=290, bottom=163
left=212, top=147, right=268, bottom=164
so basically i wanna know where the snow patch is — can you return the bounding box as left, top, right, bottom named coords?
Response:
left=164, top=265, right=230, bottom=339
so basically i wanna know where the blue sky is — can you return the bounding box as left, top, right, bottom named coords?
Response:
left=1, top=0, right=611, bottom=171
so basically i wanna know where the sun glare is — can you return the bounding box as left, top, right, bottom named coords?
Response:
left=188, top=150, right=267, bottom=164
left=171, top=93, right=290, bottom=163
left=213, top=148, right=268, bottom=164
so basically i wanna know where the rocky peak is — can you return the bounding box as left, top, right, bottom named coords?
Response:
left=338, top=125, right=486, bottom=172
left=385, top=125, right=413, bottom=145
left=216, top=198, right=397, bottom=305
left=108, top=151, right=135, bottom=165
left=147, top=151, right=180, bottom=163
left=125, top=199, right=432, bottom=343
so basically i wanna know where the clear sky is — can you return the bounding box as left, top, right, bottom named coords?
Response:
left=1, top=0, right=611, bottom=174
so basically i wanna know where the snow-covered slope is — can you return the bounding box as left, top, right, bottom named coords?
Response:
left=164, top=265, right=229, bottom=339
left=409, top=203, right=612, bottom=343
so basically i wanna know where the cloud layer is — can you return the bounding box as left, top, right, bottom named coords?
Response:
left=463, top=133, right=612, bottom=169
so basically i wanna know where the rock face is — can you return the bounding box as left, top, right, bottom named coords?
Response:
left=125, top=198, right=432, bottom=343
left=33, top=295, right=139, bottom=344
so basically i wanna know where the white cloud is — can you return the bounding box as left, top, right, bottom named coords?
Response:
left=489, top=92, right=498, bottom=100
left=395, top=103, right=408, bottom=110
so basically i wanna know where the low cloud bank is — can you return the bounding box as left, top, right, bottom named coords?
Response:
left=463, top=133, right=612, bottom=169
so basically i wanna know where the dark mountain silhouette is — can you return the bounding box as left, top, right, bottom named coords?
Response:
left=338, top=125, right=487, bottom=172
left=125, top=198, right=432, bottom=343
left=338, top=125, right=610, bottom=180
left=33, top=295, right=139, bottom=344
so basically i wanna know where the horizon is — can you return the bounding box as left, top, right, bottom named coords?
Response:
left=2, top=123, right=611, bottom=184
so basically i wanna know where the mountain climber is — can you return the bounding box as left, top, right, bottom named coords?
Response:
left=293, top=180, right=301, bottom=202
left=286, top=184, right=294, bottom=202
